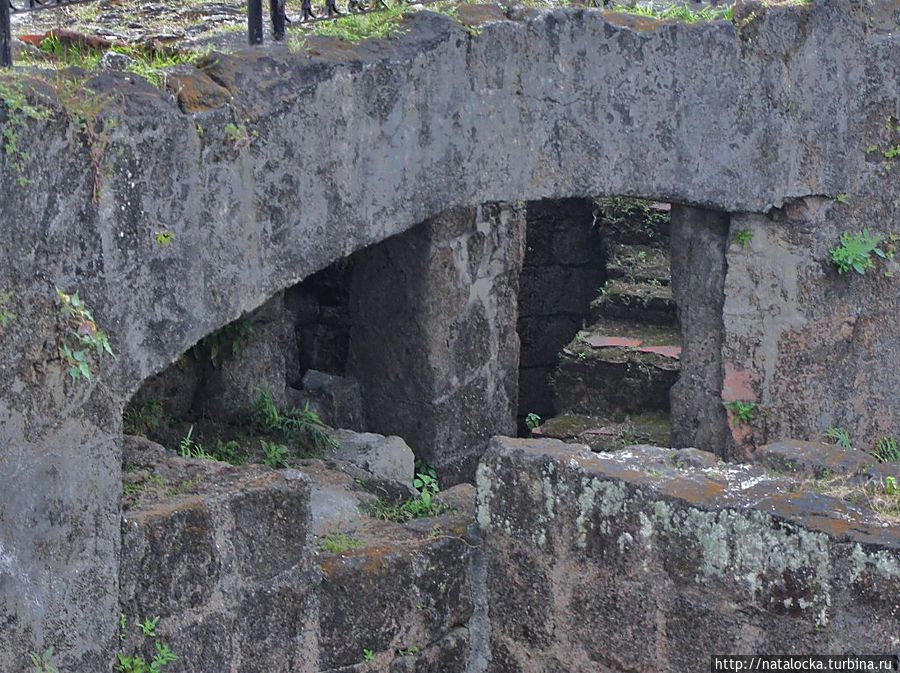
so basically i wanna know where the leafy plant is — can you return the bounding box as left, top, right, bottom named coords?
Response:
left=828, top=230, right=886, bottom=275
left=138, top=617, right=159, bottom=638
left=363, top=648, right=375, bottom=662
left=115, top=615, right=177, bottom=673
left=885, top=476, right=898, bottom=496
left=871, top=436, right=900, bottom=463
left=525, top=412, right=541, bottom=430
left=56, top=288, right=115, bottom=383
left=824, top=427, right=852, bottom=449
left=370, top=468, right=449, bottom=523
left=260, top=439, right=290, bottom=469
left=123, top=398, right=165, bottom=437
left=154, top=230, right=175, bottom=247
left=834, top=193, right=849, bottom=204
left=733, top=229, right=753, bottom=247
left=194, top=319, right=253, bottom=368
left=396, top=646, right=420, bottom=656
left=319, top=532, right=365, bottom=554
left=29, top=648, right=58, bottom=673
left=724, top=400, right=758, bottom=426
left=251, top=387, right=338, bottom=453
left=178, top=426, right=215, bottom=460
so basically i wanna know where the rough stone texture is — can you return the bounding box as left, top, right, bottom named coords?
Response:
left=119, top=437, right=477, bottom=673
left=0, top=3, right=898, bottom=667
left=330, top=429, right=416, bottom=485
left=751, top=439, right=877, bottom=480
left=516, top=198, right=603, bottom=424
left=119, top=437, right=318, bottom=673
left=477, top=437, right=900, bottom=673
left=669, top=205, right=731, bottom=454
left=197, top=291, right=294, bottom=420
left=348, top=203, right=524, bottom=483
left=297, top=369, right=366, bottom=431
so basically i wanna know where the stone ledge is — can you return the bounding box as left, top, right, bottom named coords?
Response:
left=477, top=436, right=900, bottom=672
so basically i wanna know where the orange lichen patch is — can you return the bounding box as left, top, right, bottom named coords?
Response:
left=602, top=12, right=665, bottom=31
left=165, top=70, right=232, bottom=113
left=455, top=3, right=507, bottom=28
left=657, top=477, right=726, bottom=505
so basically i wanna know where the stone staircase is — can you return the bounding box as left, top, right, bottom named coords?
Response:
left=536, top=201, right=681, bottom=452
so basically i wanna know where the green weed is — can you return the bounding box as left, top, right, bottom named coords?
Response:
left=56, top=288, right=115, bottom=383
left=260, top=439, right=291, bottom=468
left=829, top=230, right=886, bottom=275
left=29, top=648, right=58, bottom=673
left=733, top=229, right=753, bottom=247
left=0, top=291, right=15, bottom=331
left=194, top=319, right=253, bottom=368
left=871, top=436, right=900, bottom=463
left=369, top=468, right=450, bottom=523
left=251, top=387, right=338, bottom=454
left=0, top=78, right=52, bottom=185
left=824, top=426, right=852, bottom=449
left=525, top=412, right=541, bottom=430
left=724, top=400, right=758, bottom=426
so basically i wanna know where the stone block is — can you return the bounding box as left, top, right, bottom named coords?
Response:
left=330, top=429, right=415, bottom=485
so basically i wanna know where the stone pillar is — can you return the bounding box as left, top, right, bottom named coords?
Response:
left=348, top=203, right=526, bottom=484
left=669, top=205, right=730, bottom=455
left=516, top=198, right=604, bottom=427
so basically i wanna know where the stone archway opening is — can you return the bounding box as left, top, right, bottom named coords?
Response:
left=517, top=196, right=685, bottom=452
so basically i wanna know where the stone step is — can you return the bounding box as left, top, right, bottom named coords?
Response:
left=605, top=243, right=671, bottom=286
left=591, top=279, right=678, bottom=326
left=551, top=324, right=681, bottom=416
left=532, top=411, right=671, bottom=453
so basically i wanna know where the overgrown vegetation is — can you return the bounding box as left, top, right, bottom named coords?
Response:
left=828, top=230, right=887, bottom=275
left=115, top=614, right=178, bottom=673
left=0, top=78, right=52, bottom=185
left=608, top=3, right=734, bottom=22
left=313, top=5, right=412, bottom=42
left=595, top=197, right=669, bottom=242
left=319, top=531, right=365, bottom=554
left=251, top=386, right=338, bottom=454
left=369, top=463, right=450, bottom=523
left=193, top=319, right=254, bottom=368
left=123, top=398, right=168, bottom=437
left=525, top=412, right=542, bottom=430
left=56, top=288, right=115, bottom=383
left=26, top=35, right=207, bottom=89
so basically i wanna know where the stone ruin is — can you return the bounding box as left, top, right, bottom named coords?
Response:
left=0, top=1, right=898, bottom=671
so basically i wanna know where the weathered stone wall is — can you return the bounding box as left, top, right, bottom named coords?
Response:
left=0, top=1, right=898, bottom=667
left=348, top=203, right=524, bottom=484
left=477, top=437, right=900, bottom=673
left=516, top=198, right=603, bottom=427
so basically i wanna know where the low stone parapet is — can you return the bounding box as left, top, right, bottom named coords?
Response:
left=477, top=437, right=900, bottom=673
